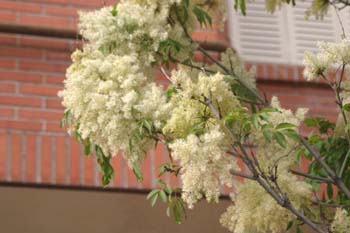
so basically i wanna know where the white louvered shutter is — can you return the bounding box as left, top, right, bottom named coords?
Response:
left=228, top=0, right=345, bottom=64
left=228, top=0, right=290, bottom=63
left=287, top=2, right=342, bottom=64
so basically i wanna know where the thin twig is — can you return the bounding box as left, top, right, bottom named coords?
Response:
left=290, top=169, right=334, bottom=183
left=230, top=169, right=255, bottom=180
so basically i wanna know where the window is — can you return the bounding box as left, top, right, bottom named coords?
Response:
left=227, top=0, right=348, bottom=64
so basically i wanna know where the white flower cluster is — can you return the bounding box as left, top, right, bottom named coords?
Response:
left=59, top=49, right=171, bottom=164
left=303, top=39, right=350, bottom=81
left=331, top=208, right=350, bottom=233
left=78, top=1, right=174, bottom=66
left=220, top=175, right=311, bottom=233
left=220, top=97, right=311, bottom=233
left=170, top=127, right=237, bottom=209
left=163, top=67, right=241, bottom=138
left=163, top=68, right=241, bottom=208
left=254, top=96, right=308, bottom=171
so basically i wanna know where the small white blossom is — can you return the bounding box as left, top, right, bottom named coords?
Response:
left=331, top=208, right=350, bottom=233
left=170, top=127, right=237, bottom=208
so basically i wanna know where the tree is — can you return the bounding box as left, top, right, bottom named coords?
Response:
left=58, top=0, right=350, bottom=232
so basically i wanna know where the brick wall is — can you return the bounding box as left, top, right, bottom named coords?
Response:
left=0, top=0, right=337, bottom=190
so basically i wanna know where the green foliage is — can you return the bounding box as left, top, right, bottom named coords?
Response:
left=95, top=146, right=114, bottom=187
left=343, top=103, right=350, bottom=112
left=133, top=162, right=143, bottom=182
left=147, top=179, right=187, bottom=224
left=302, top=131, right=350, bottom=205
left=111, top=4, right=118, bottom=16
left=192, top=6, right=212, bottom=27
left=159, top=162, right=181, bottom=177
left=129, top=119, right=156, bottom=156
left=234, top=0, right=246, bottom=16
left=60, top=109, right=71, bottom=128
left=304, top=117, right=335, bottom=134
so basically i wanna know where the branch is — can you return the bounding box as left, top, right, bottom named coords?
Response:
left=199, top=43, right=350, bottom=200
left=229, top=169, right=255, bottom=180
left=205, top=98, right=328, bottom=233
left=290, top=169, right=334, bottom=183
left=300, top=137, right=350, bottom=198
left=340, top=149, right=350, bottom=178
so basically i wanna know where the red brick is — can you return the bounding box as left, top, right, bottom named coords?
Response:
left=112, top=153, right=123, bottom=187
left=69, top=137, right=80, bottom=185
left=46, top=98, right=63, bottom=109
left=0, top=71, right=42, bottom=83
left=45, top=74, right=65, bottom=84
left=0, top=120, right=42, bottom=131
left=141, top=152, right=151, bottom=189
left=25, top=133, right=36, bottom=182
left=256, top=63, right=264, bottom=79
left=19, top=36, right=71, bottom=51
left=154, top=144, right=165, bottom=185
left=18, top=109, right=62, bottom=121
left=0, top=95, right=42, bottom=107
left=0, top=132, right=6, bottom=180
left=0, top=12, right=16, bottom=22
left=127, top=159, right=139, bottom=188
left=46, top=121, right=66, bottom=133
left=45, top=5, right=78, bottom=17
left=192, top=31, right=229, bottom=46
left=0, top=1, right=42, bottom=13
left=0, top=82, right=16, bottom=93
left=0, top=46, right=43, bottom=59
left=41, top=135, right=51, bottom=183
left=0, top=33, right=18, bottom=46
left=0, top=107, right=14, bottom=118
left=20, top=84, right=62, bottom=96
left=265, top=63, right=275, bottom=78
left=287, top=66, right=295, bottom=81
left=70, top=0, right=103, bottom=7
left=46, top=51, right=71, bottom=61
left=19, top=15, right=72, bottom=29
left=84, top=154, right=94, bottom=186
left=0, top=58, right=16, bottom=69
left=27, top=0, right=69, bottom=4
left=19, top=60, right=68, bottom=73
left=55, top=136, right=66, bottom=184
left=10, top=133, right=21, bottom=181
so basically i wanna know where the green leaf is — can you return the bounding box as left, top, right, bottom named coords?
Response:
left=60, top=109, right=71, bottom=128
left=147, top=189, right=160, bottom=200
left=172, top=203, right=181, bottom=224
left=165, top=87, right=177, bottom=100
left=286, top=221, right=293, bottom=230
left=84, top=140, right=93, bottom=156
left=150, top=192, right=159, bottom=207
left=318, top=120, right=335, bottom=134
left=159, top=39, right=182, bottom=54
left=274, top=131, right=287, bottom=148
left=344, top=103, right=350, bottom=112
left=304, top=118, right=318, bottom=127
left=166, top=206, right=171, bottom=217
left=284, top=129, right=300, bottom=142
left=132, top=162, right=143, bottom=182
left=239, top=0, right=246, bottom=15
left=262, top=129, right=272, bottom=142
left=159, top=190, right=167, bottom=203
left=111, top=4, right=118, bottom=16
left=192, top=6, right=212, bottom=27
left=327, top=183, right=333, bottom=199
left=276, top=122, right=296, bottom=130
left=95, top=146, right=114, bottom=187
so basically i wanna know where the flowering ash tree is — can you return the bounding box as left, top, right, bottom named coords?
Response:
left=59, top=0, right=350, bottom=232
